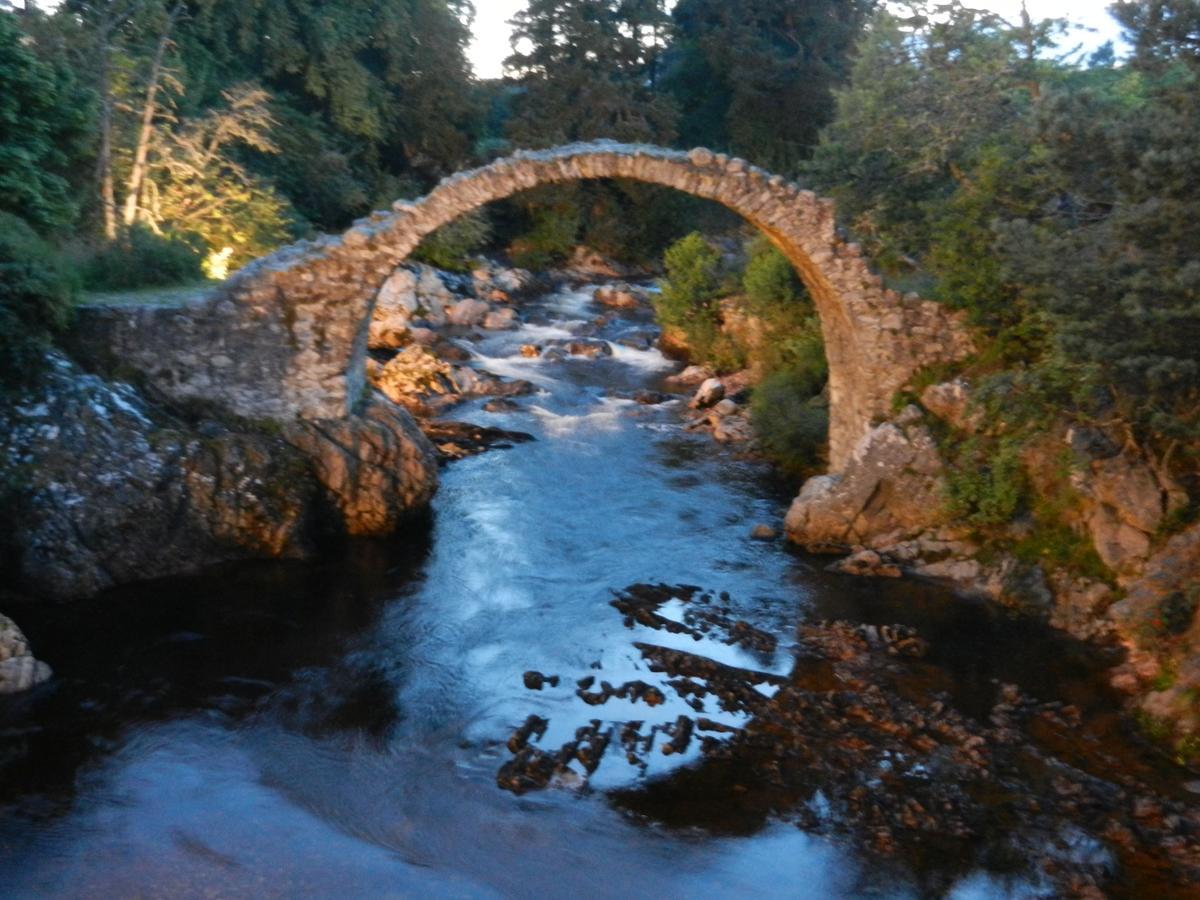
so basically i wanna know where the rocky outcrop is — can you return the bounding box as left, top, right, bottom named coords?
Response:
left=784, top=406, right=948, bottom=551
left=284, top=397, right=438, bottom=535
left=1107, top=524, right=1200, bottom=737
left=368, top=261, right=534, bottom=349
left=367, top=345, right=533, bottom=415
left=786, top=383, right=1200, bottom=750
left=0, top=353, right=437, bottom=601
left=370, top=264, right=461, bottom=345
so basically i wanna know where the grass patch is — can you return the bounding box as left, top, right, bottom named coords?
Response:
left=1011, top=519, right=1112, bottom=584
left=80, top=280, right=218, bottom=308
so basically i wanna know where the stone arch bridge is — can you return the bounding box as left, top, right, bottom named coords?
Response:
left=92, top=141, right=971, bottom=471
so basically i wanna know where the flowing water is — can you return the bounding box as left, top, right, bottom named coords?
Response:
left=0, top=284, right=1189, bottom=897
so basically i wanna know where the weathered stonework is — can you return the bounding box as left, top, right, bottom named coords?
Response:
left=84, top=142, right=973, bottom=471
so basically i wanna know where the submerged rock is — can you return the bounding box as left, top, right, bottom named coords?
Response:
left=498, top=582, right=1200, bottom=896
left=594, top=283, right=645, bottom=309
left=421, top=421, right=536, bottom=461
left=483, top=398, right=521, bottom=413
left=565, top=339, right=613, bottom=359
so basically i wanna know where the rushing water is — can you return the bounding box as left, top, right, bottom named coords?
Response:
left=0, top=284, right=1187, bottom=897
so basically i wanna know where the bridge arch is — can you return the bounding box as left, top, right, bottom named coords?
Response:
left=162, top=142, right=973, bottom=470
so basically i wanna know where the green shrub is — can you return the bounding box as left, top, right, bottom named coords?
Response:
left=751, top=367, right=830, bottom=476
left=739, top=236, right=825, bottom=377
left=81, top=226, right=204, bottom=291
left=0, top=212, right=77, bottom=388
left=1011, top=519, right=1111, bottom=584
left=945, top=435, right=1026, bottom=527
left=507, top=203, right=581, bottom=270
left=653, top=233, right=726, bottom=363
left=656, top=232, right=722, bottom=324
left=411, top=209, right=493, bottom=272
left=742, top=237, right=801, bottom=310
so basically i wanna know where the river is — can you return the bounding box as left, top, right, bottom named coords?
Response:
left=0, top=282, right=1193, bottom=897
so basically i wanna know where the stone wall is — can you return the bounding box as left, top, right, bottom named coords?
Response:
left=86, top=141, right=973, bottom=472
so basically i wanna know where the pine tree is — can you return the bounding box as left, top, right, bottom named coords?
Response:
left=505, top=0, right=676, bottom=146
left=500, top=0, right=682, bottom=265
left=667, top=0, right=875, bottom=174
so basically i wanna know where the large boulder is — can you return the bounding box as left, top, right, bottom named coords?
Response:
left=0, top=353, right=438, bottom=600
left=690, top=378, right=725, bottom=409
left=785, top=408, right=948, bottom=551
left=369, top=264, right=462, bottom=347
left=370, top=346, right=456, bottom=408
left=285, top=397, right=438, bottom=535
left=446, top=297, right=492, bottom=327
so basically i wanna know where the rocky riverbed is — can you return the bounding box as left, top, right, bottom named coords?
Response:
left=500, top=582, right=1200, bottom=897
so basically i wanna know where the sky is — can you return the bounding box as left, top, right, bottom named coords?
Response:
left=466, top=1, right=1127, bottom=80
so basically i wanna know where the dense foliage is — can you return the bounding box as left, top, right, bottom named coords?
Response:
left=0, top=212, right=77, bottom=387
left=0, top=13, right=91, bottom=232
left=668, top=0, right=875, bottom=175
left=3, top=0, right=1197, bottom=499
left=80, top=225, right=203, bottom=290
left=810, top=0, right=1200, bottom=482
left=0, top=0, right=871, bottom=281
left=657, top=232, right=829, bottom=473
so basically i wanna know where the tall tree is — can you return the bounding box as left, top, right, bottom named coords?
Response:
left=0, top=9, right=93, bottom=232
left=179, top=0, right=481, bottom=211
left=505, top=0, right=677, bottom=146
left=120, top=0, right=183, bottom=228
left=667, top=0, right=875, bottom=174
left=1002, top=0, right=1200, bottom=449
left=497, top=0, right=683, bottom=266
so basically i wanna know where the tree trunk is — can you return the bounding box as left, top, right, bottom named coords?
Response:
left=121, top=2, right=183, bottom=228
left=97, top=49, right=117, bottom=240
